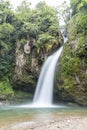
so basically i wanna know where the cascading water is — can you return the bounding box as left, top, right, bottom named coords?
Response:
left=33, top=46, right=63, bottom=107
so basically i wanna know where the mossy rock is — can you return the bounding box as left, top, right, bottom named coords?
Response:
left=55, top=12, right=87, bottom=106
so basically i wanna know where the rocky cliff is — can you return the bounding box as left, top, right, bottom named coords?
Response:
left=12, top=33, right=63, bottom=97
left=55, top=13, right=87, bottom=106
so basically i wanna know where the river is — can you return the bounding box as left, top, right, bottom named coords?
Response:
left=0, top=104, right=87, bottom=130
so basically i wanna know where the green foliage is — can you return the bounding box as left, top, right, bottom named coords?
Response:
left=0, top=55, right=11, bottom=78
left=20, top=38, right=26, bottom=45
left=60, top=44, right=80, bottom=76
left=21, top=22, right=39, bottom=38
left=76, top=13, right=87, bottom=34
left=68, top=11, right=87, bottom=64
left=0, top=23, right=15, bottom=80
left=0, top=78, right=14, bottom=98
left=16, top=1, right=60, bottom=48
left=0, top=23, right=14, bottom=40
left=71, top=0, right=87, bottom=15
left=17, top=0, right=30, bottom=13
left=37, top=33, right=56, bottom=48
left=0, top=0, right=13, bottom=24
left=68, top=13, right=87, bottom=37
left=35, top=3, right=59, bottom=48
left=65, top=11, right=87, bottom=78
left=0, top=1, right=16, bottom=99
left=75, top=35, right=87, bottom=60
left=0, top=0, right=11, bottom=10
left=16, top=0, right=31, bottom=22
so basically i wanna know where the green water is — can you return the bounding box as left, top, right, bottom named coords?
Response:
left=0, top=104, right=87, bottom=122
left=0, top=104, right=87, bottom=130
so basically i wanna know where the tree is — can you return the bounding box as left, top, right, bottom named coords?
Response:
left=0, top=1, right=15, bottom=81
left=16, top=0, right=31, bottom=21
left=71, top=0, right=87, bottom=16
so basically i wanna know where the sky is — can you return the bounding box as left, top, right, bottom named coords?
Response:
left=7, top=0, right=70, bottom=9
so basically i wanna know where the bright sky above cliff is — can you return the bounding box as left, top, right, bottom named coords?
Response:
left=8, top=0, right=70, bottom=9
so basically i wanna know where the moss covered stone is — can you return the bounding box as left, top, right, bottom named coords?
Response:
left=55, top=13, right=87, bottom=106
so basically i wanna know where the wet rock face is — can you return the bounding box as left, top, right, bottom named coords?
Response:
left=12, top=41, right=36, bottom=94
left=31, top=56, right=39, bottom=75
left=13, top=34, right=63, bottom=94
left=15, top=41, right=39, bottom=78
left=24, top=41, right=31, bottom=54
left=14, top=41, right=26, bottom=79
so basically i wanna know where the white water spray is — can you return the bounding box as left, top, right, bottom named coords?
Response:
left=33, top=46, right=63, bottom=107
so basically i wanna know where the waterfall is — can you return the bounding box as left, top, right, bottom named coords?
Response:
left=33, top=46, right=63, bottom=107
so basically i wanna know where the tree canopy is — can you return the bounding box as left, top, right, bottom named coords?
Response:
left=71, top=0, right=87, bottom=15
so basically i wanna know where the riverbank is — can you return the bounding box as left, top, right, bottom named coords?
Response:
left=0, top=115, right=87, bottom=130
